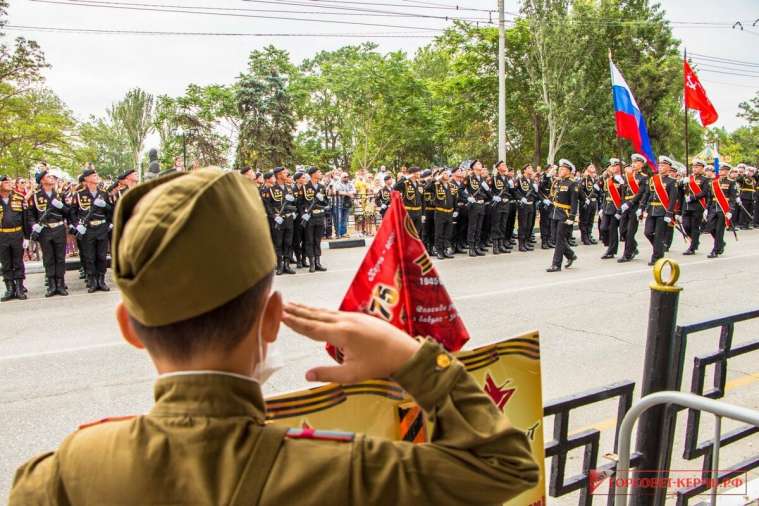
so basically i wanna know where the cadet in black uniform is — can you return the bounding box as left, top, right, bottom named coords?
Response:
left=578, top=165, right=599, bottom=245
left=375, top=175, right=393, bottom=219
left=676, top=159, right=710, bottom=255
left=736, top=164, right=755, bottom=230
left=431, top=169, right=456, bottom=260
left=29, top=169, right=70, bottom=297
left=262, top=167, right=297, bottom=276
left=73, top=168, right=113, bottom=292
left=451, top=166, right=468, bottom=253
left=299, top=167, right=329, bottom=273
left=705, top=164, right=738, bottom=258
left=618, top=154, right=649, bottom=263
left=394, top=166, right=425, bottom=237
left=291, top=172, right=307, bottom=269
left=514, top=165, right=538, bottom=252
left=464, top=160, right=491, bottom=257
left=489, top=161, right=513, bottom=255
left=0, top=175, right=30, bottom=301
left=547, top=160, right=579, bottom=272
left=536, top=167, right=554, bottom=249
left=422, top=169, right=436, bottom=254
left=600, top=160, right=625, bottom=259
left=641, top=157, right=678, bottom=266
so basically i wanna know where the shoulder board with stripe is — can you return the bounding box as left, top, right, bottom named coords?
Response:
left=78, top=415, right=136, bottom=430
left=285, top=428, right=354, bottom=442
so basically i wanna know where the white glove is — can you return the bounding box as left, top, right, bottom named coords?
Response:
left=274, top=216, right=284, bottom=225
left=664, top=216, right=672, bottom=223
left=380, top=204, right=387, bottom=210
left=565, top=219, right=574, bottom=225
left=94, top=197, right=106, bottom=208
left=585, top=199, right=591, bottom=206
left=703, top=210, right=708, bottom=220
left=316, top=193, right=325, bottom=201
left=109, top=223, right=113, bottom=231
left=686, top=195, right=693, bottom=203
left=32, top=224, right=43, bottom=234
left=533, top=183, right=539, bottom=192
left=675, top=215, right=682, bottom=223
left=681, top=177, right=688, bottom=184
left=452, top=211, right=458, bottom=218
left=285, top=194, right=295, bottom=202
left=467, top=196, right=475, bottom=203
left=508, top=180, right=514, bottom=188
left=635, top=209, right=643, bottom=218
left=481, top=182, right=490, bottom=191
left=23, top=239, right=29, bottom=249
left=593, top=184, right=601, bottom=192
left=520, top=197, right=528, bottom=205
left=726, top=212, right=733, bottom=220
left=302, top=213, right=310, bottom=222
left=76, top=224, right=87, bottom=236
left=51, top=198, right=63, bottom=209
left=543, top=199, right=551, bottom=206
left=492, top=196, right=502, bottom=203
left=737, top=197, right=743, bottom=206
left=614, top=175, right=625, bottom=184
left=621, top=203, right=629, bottom=212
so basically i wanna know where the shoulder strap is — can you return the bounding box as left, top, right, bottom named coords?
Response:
left=230, top=424, right=288, bottom=506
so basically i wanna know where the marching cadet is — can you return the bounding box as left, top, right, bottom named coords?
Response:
left=578, top=165, right=599, bottom=245
left=291, top=172, right=308, bottom=269
left=262, top=167, right=297, bottom=276
left=617, top=154, right=649, bottom=263
left=299, top=167, right=329, bottom=273
left=546, top=159, right=579, bottom=272
left=394, top=166, right=425, bottom=236
left=73, top=167, right=113, bottom=292
left=374, top=174, right=393, bottom=219
left=464, top=160, right=491, bottom=257
left=537, top=166, right=554, bottom=249
left=736, top=164, right=755, bottom=230
left=705, top=164, right=738, bottom=258
left=9, top=168, right=539, bottom=506
left=0, top=174, right=30, bottom=301
left=489, top=161, right=512, bottom=255
left=514, top=164, right=538, bottom=252
left=432, top=168, right=456, bottom=259
left=600, top=159, right=625, bottom=259
left=29, top=168, right=70, bottom=297
left=422, top=169, right=436, bottom=254
left=451, top=165, right=469, bottom=254
left=641, top=157, right=678, bottom=266
left=503, top=165, right=518, bottom=250
left=677, top=159, right=710, bottom=255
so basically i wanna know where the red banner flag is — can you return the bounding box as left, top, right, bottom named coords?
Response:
left=684, top=59, right=718, bottom=127
left=328, top=191, right=470, bottom=360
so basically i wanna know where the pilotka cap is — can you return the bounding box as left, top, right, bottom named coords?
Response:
left=112, top=168, right=276, bottom=326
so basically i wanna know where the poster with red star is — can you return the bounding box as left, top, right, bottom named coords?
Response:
left=266, top=331, right=545, bottom=506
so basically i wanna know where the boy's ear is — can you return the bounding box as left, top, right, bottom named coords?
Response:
left=116, top=303, right=145, bottom=350
left=260, top=291, right=282, bottom=344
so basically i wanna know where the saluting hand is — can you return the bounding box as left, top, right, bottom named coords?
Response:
left=282, top=302, right=421, bottom=384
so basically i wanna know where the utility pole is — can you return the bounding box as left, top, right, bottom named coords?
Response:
left=497, top=0, right=506, bottom=163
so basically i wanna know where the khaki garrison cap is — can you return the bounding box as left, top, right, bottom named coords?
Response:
left=112, top=168, right=276, bottom=326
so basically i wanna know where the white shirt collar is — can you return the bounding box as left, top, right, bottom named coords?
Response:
left=158, top=370, right=258, bottom=383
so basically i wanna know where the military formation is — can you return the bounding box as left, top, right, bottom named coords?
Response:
left=389, top=156, right=758, bottom=272
left=0, top=164, right=138, bottom=301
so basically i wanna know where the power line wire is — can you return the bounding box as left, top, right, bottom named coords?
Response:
left=690, top=53, right=759, bottom=68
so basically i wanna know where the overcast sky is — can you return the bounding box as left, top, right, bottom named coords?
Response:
left=5, top=0, right=758, bottom=141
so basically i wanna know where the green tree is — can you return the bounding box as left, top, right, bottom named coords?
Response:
left=75, top=113, right=132, bottom=177
left=111, top=88, right=154, bottom=176
left=737, top=92, right=759, bottom=126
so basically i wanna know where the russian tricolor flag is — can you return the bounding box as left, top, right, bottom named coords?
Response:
left=610, top=59, right=657, bottom=173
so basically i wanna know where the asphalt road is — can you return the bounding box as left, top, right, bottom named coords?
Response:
left=2, top=229, right=759, bottom=503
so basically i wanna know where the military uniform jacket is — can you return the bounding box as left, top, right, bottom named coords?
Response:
left=622, top=172, right=648, bottom=209
left=579, top=176, right=598, bottom=205
left=10, top=339, right=539, bottom=506
left=423, top=181, right=435, bottom=212
left=262, top=184, right=298, bottom=221
left=738, top=175, right=755, bottom=197
left=491, top=174, right=512, bottom=210
left=29, top=189, right=69, bottom=227
left=678, top=174, right=711, bottom=213
left=393, top=179, right=424, bottom=213
left=514, top=176, right=537, bottom=204
left=537, top=174, right=552, bottom=203
left=432, top=181, right=457, bottom=213
left=464, top=175, right=490, bottom=206
left=711, top=177, right=738, bottom=214
left=374, top=186, right=392, bottom=210
left=641, top=175, right=677, bottom=218
left=298, top=181, right=330, bottom=221
left=551, top=176, right=579, bottom=221
left=0, top=191, right=30, bottom=236
left=73, top=188, right=112, bottom=227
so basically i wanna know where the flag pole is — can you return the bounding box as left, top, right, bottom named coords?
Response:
left=609, top=48, right=624, bottom=161
left=684, top=48, right=690, bottom=176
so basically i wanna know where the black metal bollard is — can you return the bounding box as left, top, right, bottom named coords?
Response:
left=631, top=259, right=682, bottom=506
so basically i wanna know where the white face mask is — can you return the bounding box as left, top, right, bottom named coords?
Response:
left=252, top=295, right=283, bottom=385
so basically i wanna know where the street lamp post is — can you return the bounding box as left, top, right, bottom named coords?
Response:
left=497, top=0, right=506, bottom=163
left=176, top=126, right=187, bottom=170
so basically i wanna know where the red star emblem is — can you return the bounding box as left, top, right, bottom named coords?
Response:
left=483, top=374, right=516, bottom=412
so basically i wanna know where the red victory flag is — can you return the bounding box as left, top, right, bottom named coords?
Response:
left=328, top=191, right=470, bottom=360
left=684, top=59, right=718, bottom=127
